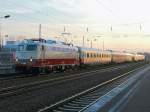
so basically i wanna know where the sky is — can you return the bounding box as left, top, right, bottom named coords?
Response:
left=0, top=0, right=150, bottom=52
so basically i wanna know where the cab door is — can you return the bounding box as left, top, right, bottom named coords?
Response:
left=41, top=45, right=46, bottom=59
left=40, top=45, right=46, bottom=66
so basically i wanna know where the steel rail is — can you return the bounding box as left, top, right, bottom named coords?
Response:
left=38, top=64, right=148, bottom=112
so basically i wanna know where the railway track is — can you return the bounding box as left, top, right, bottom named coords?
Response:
left=0, top=62, right=144, bottom=89
left=0, top=62, right=145, bottom=99
left=0, top=63, right=127, bottom=81
left=0, top=63, right=121, bottom=81
left=0, top=62, right=145, bottom=83
left=0, top=74, right=25, bottom=81
left=0, top=63, right=126, bottom=80
left=0, top=62, right=146, bottom=99
left=38, top=64, right=148, bottom=112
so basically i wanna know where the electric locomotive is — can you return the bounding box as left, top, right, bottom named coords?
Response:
left=15, top=39, right=79, bottom=73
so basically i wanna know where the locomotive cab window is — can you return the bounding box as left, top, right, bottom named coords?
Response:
left=26, top=44, right=37, bottom=51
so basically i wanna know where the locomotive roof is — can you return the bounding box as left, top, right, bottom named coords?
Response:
left=23, top=39, right=72, bottom=46
left=18, top=39, right=78, bottom=51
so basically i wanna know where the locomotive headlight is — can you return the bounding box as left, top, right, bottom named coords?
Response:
left=16, top=58, right=18, bottom=62
left=30, top=57, right=32, bottom=62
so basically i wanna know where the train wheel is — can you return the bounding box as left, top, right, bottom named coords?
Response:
left=45, top=67, right=51, bottom=74
left=60, top=66, right=66, bottom=72
left=32, top=67, right=40, bottom=75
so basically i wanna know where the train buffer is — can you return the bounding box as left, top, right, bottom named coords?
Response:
left=82, top=64, right=150, bottom=112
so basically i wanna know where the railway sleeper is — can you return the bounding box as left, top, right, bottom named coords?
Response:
left=79, top=97, right=98, bottom=101
left=76, top=100, right=93, bottom=104
left=63, top=105, right=83, bottom=109
left=75, top=98, right=94, bottom=103
left=71, top=100, right=92, bottom=105
left=53, top=110, right=64, bottom=112
left=67, top=102, right=87, bottom=107
left=58, top=107, right=80, bottom=112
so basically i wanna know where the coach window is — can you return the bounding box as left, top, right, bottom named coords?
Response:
left=87, top=53, right=89, bottom=58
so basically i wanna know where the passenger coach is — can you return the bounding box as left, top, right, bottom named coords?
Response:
left=78, top=47, right=111, bottom=65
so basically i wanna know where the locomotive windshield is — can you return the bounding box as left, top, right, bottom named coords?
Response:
left=26, top=44, right=37, bottom=51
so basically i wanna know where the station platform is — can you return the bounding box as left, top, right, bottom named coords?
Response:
left=83, top=64, right=150, bottom=112
left=120, top=66, right=150, bottom=112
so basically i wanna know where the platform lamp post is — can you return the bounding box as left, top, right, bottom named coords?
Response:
left=0, top=15, right=10, bottom=51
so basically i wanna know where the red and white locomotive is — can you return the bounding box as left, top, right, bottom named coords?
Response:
left=15, top=39, right=79, bottom=73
